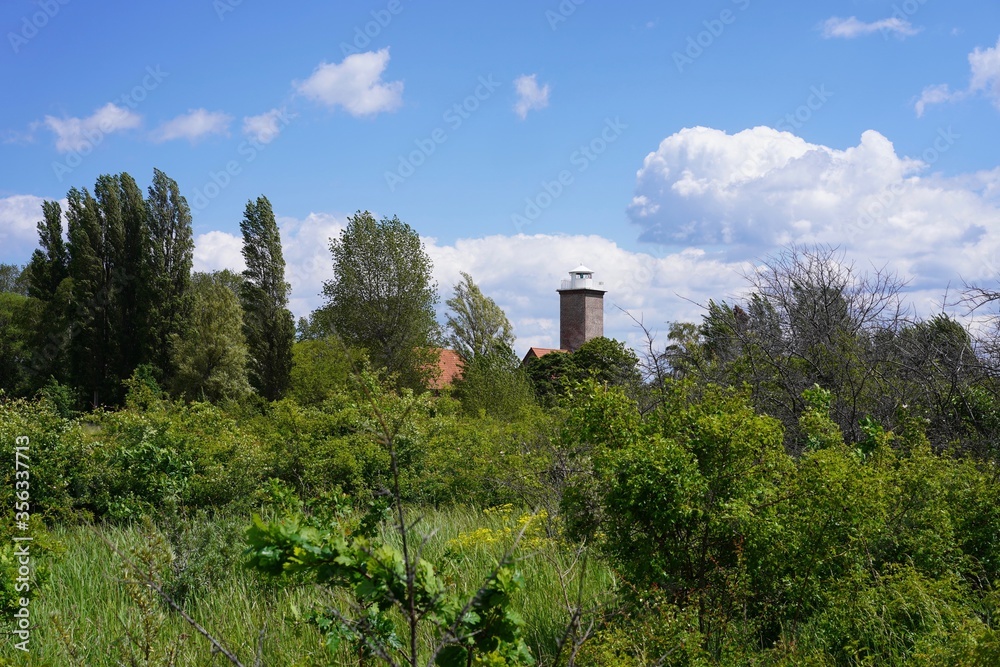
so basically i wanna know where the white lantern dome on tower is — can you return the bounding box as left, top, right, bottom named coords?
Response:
left=561, top=265, right=599, bottom=290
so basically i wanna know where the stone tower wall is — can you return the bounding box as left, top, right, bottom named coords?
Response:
left=559, top=289, right=605, bottom=351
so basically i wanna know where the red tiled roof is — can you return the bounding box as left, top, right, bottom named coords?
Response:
left=428, top=348, right=464, bottom=390
left=521, top=347, right=568, bottom=364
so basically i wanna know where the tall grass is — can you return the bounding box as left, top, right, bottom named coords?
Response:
left=8, top=506, right=615, bottom=666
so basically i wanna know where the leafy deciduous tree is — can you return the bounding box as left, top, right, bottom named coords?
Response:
left=322, top=211, right=439, bottom=390
left=170, top=271, right=250, bottom=403
left=454, top=344, right=535, bottom=418
left=445, top=271, right=515, bottom=361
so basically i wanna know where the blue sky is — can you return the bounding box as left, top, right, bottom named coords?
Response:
left=2, top=0, right=1000, bottom=352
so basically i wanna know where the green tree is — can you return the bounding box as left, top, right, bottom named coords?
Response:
left=288, top=337, right=360, bottom=407
left=170, top=271, right=250, bottom=403
left=322, top=211, right=439, bottom=390
left=65, top=186, right=117, bottom=407
left=113, top=173, right=153, bottom=383
left=25, top=201, right=68, bottom=301
left=0, top=293, right=39, bottom=394
left=147, top=168, right=194, bottom=384
left=239, top=196, right=294, bottom=401
left=60, top=174, right=154, bottom=407
left=454, top=344, right=535, bottom=418
left=0, top=264, right=28, bottom=296
left=525, top=337, right=641, bottom=406
left=524, top=350, right=573, bottom=406
left=24, top=200, right=72, bottom=387
left=572, top=336, right=642, bottom=389
left=445, top=271, right=515, bottom=361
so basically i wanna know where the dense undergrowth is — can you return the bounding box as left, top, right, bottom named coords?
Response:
left=3, top=372, right=1000, bottom=665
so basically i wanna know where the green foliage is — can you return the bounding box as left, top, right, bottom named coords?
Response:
left=24, top=200, right=68, bottom=301
left=71, top=400, right=266, bottom=519
left=158, top=509, right=249, bottom=607
left=575, top=593, right=710, bottom=667
left=288, top=336, right=360, bottom=407
left=800, top=384, right=845, bottom=451
left=36, top=376, right=79, bottom=419
left=0, top=263, right=28, bottom=296
left=523, top=349, right=574, bottom=406
left=239, top=195, right=295, bottom=401
left=0, top=397, right=88, bottom=523
left=123, top=363, right=167, bottom=411
left=525, top=337, right=641, bottom=405
left=559, top=376, right=1000, bottom=664
left=146, top=168, right=194, bottom=385
left=246, top=510, right=535, bottom=665
left=322, top=211, right=440, bottom=390
left=454, top=345, right=535, bottom=419
left=571, top=336, right=642, bottom=389
left=21, top=170, right=193, bottom=407
left=0, top=292, right=39, bottom=395
left=445, top=271, right=515, bottom=361
left=170, top=271, right=251, bottom=403
left=251, top=397, right=372, bottom=500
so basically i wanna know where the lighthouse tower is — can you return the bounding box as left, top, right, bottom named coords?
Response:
left=558, top=265, right=606, bottom=352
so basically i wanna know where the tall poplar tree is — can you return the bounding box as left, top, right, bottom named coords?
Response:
left=239, top=196, right=294, bottom=401
left=116, top=173, right=152, bottom=378
left=66, top=186, right=113, bottom=406
left=146, top=168, right=194, bottom=383
left=25, top=200, right=71, bottom=386
left=25, top=200, right=68, bottom=301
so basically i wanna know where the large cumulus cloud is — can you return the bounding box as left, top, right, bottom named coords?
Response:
left=627, top=126, right=1000, bottom=302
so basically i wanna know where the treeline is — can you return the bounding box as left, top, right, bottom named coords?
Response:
left=654, top=245, right=1000, bottom=458
left=1, top=171, right=640, bottom=418
left=0, top=170, right=294, bottom=409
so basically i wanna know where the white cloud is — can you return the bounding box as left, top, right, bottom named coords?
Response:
left=628, top=125, right=1000, bottom=304
left=243, top=108, right=290, bottom=144
left=152, top=109, right=232, bottom=143
left=821, top=16, right=920, bottom=39
left=42, top=103, right=141, bottom=153
left=917, top=35, right=1000, bottom=115
left=192, top=230, right=245, bottom=275
left=0, top=195, right=48, bottom=260
left=914, top=84, right=965, bottom=117
left=276, top=212, right=346, bottom=317
left=513, top=74, right=551, bottom=119
left=295, top=49, right=403, bottom=117
left=969, top=36, right=1000, bottom=109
